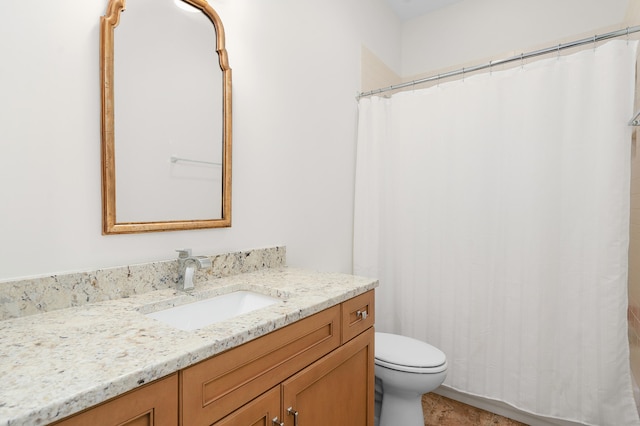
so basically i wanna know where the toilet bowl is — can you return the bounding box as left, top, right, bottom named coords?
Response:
left=374, top=332, right=447, bottom=426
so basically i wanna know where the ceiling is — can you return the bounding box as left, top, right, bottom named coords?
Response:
left=385, top=0, right=463, bottom=20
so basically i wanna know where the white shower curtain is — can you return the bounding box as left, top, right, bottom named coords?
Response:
left=354, top=40, right=639, bottom=425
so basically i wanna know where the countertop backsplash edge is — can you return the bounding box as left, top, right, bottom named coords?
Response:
left=0, top=246, right=286, bottom=321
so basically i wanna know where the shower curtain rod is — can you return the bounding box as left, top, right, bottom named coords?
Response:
left=357, top=25, right=640, bottom=101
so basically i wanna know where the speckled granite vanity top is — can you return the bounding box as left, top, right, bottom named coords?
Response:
left=0, top=268, right=377, bottom=426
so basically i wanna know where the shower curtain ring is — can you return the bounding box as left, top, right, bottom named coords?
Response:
left=520, top=53, right=524, bottom=69
left=627, top=27, right=630, bottom=45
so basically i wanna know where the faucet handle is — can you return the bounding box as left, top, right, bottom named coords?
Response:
left=176, top=248, right=192, bottom=259
left=195, top=256, right=212, bottom=269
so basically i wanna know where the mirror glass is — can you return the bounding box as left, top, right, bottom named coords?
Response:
left=100, top=0, right=232, bottom=234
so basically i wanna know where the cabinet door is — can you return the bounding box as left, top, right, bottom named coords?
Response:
left=282, top=328, right=374, bottom=426
left=53, top=374, right=178, bottom=426
left=213, top=387, right=281, bottom=426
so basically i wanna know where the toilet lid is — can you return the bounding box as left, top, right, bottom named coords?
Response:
left=375, top=332, right=446, bottom=370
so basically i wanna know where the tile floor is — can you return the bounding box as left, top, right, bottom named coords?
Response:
left=422, top=393, right=526, bottom=426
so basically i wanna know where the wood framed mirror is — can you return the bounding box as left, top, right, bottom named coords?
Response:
left=100, top=0, right=231, bottom=234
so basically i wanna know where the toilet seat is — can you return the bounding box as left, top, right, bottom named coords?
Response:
left=375, top=332, right=447, bottom=374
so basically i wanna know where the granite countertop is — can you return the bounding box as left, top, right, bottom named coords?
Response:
left=0, top=267, right=377, bottom=426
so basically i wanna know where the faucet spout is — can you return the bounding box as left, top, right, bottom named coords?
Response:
left=183, top=264, right=196, bottom=290
left=176, top=249, right=212, bottom=291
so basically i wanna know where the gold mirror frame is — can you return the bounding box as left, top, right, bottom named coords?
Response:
left=100, top=0, right=232, bottom=234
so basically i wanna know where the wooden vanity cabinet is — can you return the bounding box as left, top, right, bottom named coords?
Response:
left=52, top=290, right=375, bottom=426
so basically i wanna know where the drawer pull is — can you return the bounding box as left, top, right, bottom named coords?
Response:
left=287, top=407, right=299, bottom=426
left=272, top=416, right=284, bottom=426
left=357, top=310, right=368, bottom=320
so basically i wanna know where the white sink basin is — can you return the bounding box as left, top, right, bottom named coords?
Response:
left=145, top=290, right=281, bottom=331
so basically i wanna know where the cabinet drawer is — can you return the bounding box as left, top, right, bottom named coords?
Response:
left=341, top=290, right=375, bottom=343
left=181, top=305, right=341, bottom=425
left=53, top=374, right=178, bottom=426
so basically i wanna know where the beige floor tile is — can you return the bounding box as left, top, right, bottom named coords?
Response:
left=422, top=393, right=526, bottom=426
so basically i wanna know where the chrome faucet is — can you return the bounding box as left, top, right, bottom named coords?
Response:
left=175, top=249, right=212, bottom=291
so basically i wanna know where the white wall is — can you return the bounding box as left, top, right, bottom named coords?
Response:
left=0, top=0, right=401, bottom=281
left=401, top=0, right=631, bottom=78
left=5, top=0, right=626, bottom=283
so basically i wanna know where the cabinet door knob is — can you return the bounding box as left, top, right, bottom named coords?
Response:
left=357, top=310, right=368, bottom=320
left=272, top=416, right=284, bottom=426
left=287, top=407, right=299, bottom=426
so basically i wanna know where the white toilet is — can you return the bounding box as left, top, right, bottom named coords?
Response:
left=374, top=332, right=448, bottom=426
